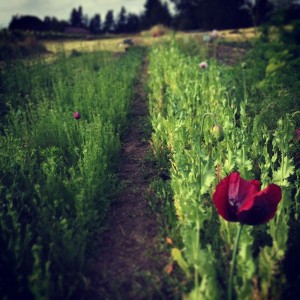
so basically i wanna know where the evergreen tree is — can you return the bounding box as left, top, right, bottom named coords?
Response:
left=115, top=7, right=127, bottom=34
left=141, top=0, right=172, bottom=29
left=201, top=0, right=251, bottom=29
left=171, top=0, right=203, bottom=30
left=171, top=0, right=252, bottom=30
left=126, top=13, right=141, bottom=33
left=70, top=6, right=83, bottom=27
left=103, top=10, right=115, bottom=33
left=82, top=14, right=89, bottom=29
left=89, top=14, right=101, bottom=34
left=44, top=16, right=68, bottom=32
left=242, top=0, right=273, bottom=26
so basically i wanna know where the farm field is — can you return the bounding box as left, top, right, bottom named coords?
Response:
left=43, top=27, right=256, bottom=55
left=0, top=24, right=300, bottom=300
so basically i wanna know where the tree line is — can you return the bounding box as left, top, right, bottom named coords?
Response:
left=8, top=0, right=300, bottom=34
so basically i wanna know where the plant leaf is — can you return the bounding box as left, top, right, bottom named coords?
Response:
left=171, top=248, right=191, bottom=277
left=272, top=156, right=294, bottom=187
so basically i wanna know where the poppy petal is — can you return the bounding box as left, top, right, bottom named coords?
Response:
left=213, top=172, right=260, bottom=222
left=227, top=173, right=260, bottom=212
left=213, top=173, right=237, bottom=221
left=237, top=184, right=282, bottom=225
left=213, top=172, right=261, bottom=222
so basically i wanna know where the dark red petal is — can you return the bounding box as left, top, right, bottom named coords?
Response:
left=213, top=172, right=261, bottom=222
left=213, top=173, right=237, bottom=221
left=226, top=172, right=260, bottom=220
left=249, top=179, right=261, bottom=190
left=237, top=184, right=282, bottom=225
left=228, top=173, right=260, bottom=209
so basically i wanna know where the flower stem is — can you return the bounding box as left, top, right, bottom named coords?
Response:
left=291, top=111, right=300, bottom=118
left=195, top=112, right=215, bottom=292
left=242, top=69, right=247, bottom=104
left=201, top=113, right=216, bottom=134
left=228, top=223, right=244, bottom=300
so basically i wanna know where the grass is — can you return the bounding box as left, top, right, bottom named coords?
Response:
left=0, top=46, right=143, bottom=300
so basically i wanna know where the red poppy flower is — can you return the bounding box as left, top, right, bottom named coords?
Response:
left=73, top=112, right=80, bottom=119
left=212, top=172, right=282, bottom=225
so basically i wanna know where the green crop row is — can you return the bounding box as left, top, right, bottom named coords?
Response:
left=148, top=34, right=300, bottom=299
left=0, top=47, right=143, bottom=299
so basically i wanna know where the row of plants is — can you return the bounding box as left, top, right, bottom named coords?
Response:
left=0, top=47, right=143, bottom=299
left=0, top=37, right=48, bottom=61
left=147, top=26, right=300, bottom=299
left=0, top=29, right=99, bottom=42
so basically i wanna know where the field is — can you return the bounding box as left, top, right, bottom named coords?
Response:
left=0, top=24, right=300, bottom=300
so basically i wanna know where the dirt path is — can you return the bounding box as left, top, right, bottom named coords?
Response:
left=85, top=55, right=171, bottom=300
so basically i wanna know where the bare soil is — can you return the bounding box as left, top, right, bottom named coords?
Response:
left=84, top=56, right=172, bottom=300
left=209, top=43, right=248, bottom=65
left=83, top=43, right=247, bottom=300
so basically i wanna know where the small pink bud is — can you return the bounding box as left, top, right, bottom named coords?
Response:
left=199, top=61, right=208, bottom=69
left=73, top=112, right=80, bottom=120
left=211, top=29, right=219, bottom=39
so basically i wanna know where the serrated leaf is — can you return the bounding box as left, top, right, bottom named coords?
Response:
left=199, top=161, right=215, bottom=195
left=272, top=156, right=294, bottom=187
left=224, top=148, right=235, bottom=174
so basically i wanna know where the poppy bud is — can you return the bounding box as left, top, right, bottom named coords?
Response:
left=73, top=112, right=80, bottom=119
left=211, top=29, right=219, bottom=39
left=199, top=61, right=208, bottom=69
left=203, top=35, right=211, bottom=42
left=211, top=124, right=224, bottom=142
left=241, top=62, right=247, bottom=70
left=295, top=128, right=300, bottom=141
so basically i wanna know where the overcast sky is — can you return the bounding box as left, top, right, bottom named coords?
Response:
left=0, top=0, right=175, bottom=28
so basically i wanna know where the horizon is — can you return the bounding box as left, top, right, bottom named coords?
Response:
left=0, top=0, right=175, bottom=29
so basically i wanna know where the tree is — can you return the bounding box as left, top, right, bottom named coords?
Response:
left=115, top=7, right=127, bottom=33
left=270, top=0, right=293, bottom=9
left=82, top=14, right=89, bottom=29
left=141, top=0, right=172, bottom=29
left=103, top=10, right=115, bottom=33
left=200, top=0, right=251, bottom=29
left=171, top=0, right=203, bottom=30
left=171, top=0, right=252, bottom=30
left=89, top=14, right=101, bottom=34
left=8, top=15, right=45, bottom=31
left=242, top=0, right=273, bottom=26
left=70, top=6, right=84, bottom=27
left=264, top=0, right=300, bottom=25
left=126, top=13, right=141, bottom=33
left=44, top=16, right=68, bottom=32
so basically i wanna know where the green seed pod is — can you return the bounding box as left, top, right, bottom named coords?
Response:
left=211, top=124, right=224, bottom=142
left=241, top=62, right=247, bottom=70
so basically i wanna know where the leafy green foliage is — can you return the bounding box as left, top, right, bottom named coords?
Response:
left=0, top=47, right=143, bottom=299
left=148, top=30, right=299, bottom=299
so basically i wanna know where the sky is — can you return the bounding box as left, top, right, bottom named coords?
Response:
left=0, top=0, right=175, bottom=29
